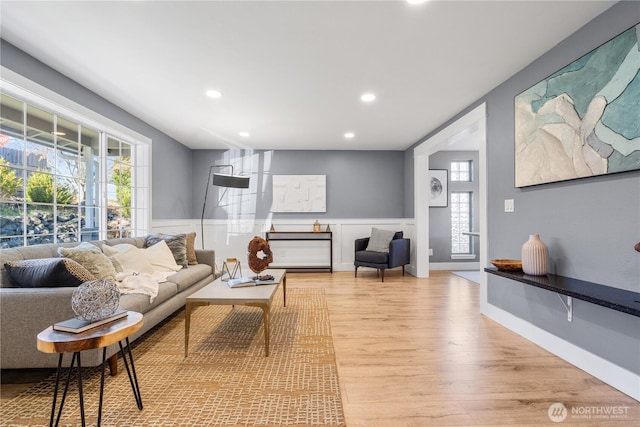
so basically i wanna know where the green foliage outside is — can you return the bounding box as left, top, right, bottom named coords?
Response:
left=26, top=171, right=75, bottom=204
left=0, top=158, right=22, bottom=200
left=112, top=160, right=131, bottom=218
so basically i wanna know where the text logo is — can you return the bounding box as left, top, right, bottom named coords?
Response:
left=548, top=402, right=568, bottom=423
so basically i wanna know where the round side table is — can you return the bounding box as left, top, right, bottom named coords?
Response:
left=37, top=311, right=144, bottom=427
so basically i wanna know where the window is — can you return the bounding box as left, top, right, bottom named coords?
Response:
left=451, top=191, right=472, bottom=254
left=451, top=160, right=472, bottom=182
left=0, top=87, right=149, bottom=248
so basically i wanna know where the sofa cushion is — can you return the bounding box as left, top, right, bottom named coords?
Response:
left=167, top=264, right=212, bottom=293
left=145, top=233, right=188, bottom=267
left=355, top=250, right=389, bottom=264
left=102, top=244, right=155, bottom=274
left=118, top=281, right=178, bottom=314
left=58, top=242, right=117, bottom=281
left=144, top=240, right=183, bottom=272
left=366, top=228, right=397, bottom=253
left=4, top=258, right=96, bottom=288
left=186, top=232, right=198, bottom=265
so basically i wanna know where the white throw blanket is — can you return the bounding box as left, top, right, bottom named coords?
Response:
left=115, top=271, right=174, bottom=303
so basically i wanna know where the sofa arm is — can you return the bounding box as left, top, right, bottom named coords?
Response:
left=195, top=249, right=216, bottom=272
left=388, top=238, right=410, bottom=268
left=0, top=287, right=77, bottom=369
left=355, top=237, right=370, bottom=253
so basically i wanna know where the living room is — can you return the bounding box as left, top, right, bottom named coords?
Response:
left=1, top=1, right=639, bottom=426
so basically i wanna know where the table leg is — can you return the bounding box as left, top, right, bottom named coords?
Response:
left=119, top=338, right=143, bottom=410
left=76, top=352, right=86, bottom=427
left=185, top=301, right=192, bottom=357
left=50, top=352, right=79, bottom=427
left=97, top=347, right=107, bottom=426
left=283, top=275, right=287, bottom=307
left=247, top=302, right=270, bottom=356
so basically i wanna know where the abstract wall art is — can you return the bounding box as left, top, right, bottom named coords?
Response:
left=514, top=23, right=640, bottom=187
left=272, top=175, right=326, bottom=212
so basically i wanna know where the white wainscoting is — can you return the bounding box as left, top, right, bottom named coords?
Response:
left=151, top=218, right=416, bottom=273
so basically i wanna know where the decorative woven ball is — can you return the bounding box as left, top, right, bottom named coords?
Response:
left=71, top=279, right=120, bottom=322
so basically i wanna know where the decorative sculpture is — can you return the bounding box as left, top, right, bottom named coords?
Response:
left=71, top=279, right=120, bottom=322
left=247, top=236, right=273, bottom=274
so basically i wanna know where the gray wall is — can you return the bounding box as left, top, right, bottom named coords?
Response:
left=193, top=149, right=406, bottom=220
left=428, top=151, right=480, bottom=263
left=407, top=1, right=640, bottom=374
left=0, top=40, right=193, bottom=219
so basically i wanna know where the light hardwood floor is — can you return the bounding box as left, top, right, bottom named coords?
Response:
left=2, top=270, right=638, bottom=426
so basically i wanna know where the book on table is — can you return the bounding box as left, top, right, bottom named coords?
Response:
left=53, top=309, right=128, bottom=333
left=226, top=276, right=277, bottom=288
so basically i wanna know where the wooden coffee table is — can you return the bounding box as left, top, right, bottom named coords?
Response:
left=185, top=268, right=286, bottom=357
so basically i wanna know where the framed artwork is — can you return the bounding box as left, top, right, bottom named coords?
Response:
left=428, top=169, right=448, bottom=207
left=272, top=175, right=326, bottom=212
left=514, top=23, right=640, bottom=188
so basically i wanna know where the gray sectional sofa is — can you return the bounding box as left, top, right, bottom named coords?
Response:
left=1, top=235, right=217, bottom=372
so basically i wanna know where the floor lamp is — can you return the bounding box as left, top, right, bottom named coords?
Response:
left=200, top=165, right=250, bottom=249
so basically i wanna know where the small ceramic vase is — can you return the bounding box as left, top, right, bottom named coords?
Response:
left=521, top=234, right=548, bottom=276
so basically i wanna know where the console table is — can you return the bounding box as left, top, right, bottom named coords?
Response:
left=266, top=231, right=332, bottom=272
left=485, top=268, right=640, bottom=320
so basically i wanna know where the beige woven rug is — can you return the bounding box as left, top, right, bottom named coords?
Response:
left=1, top=288, right=345, bottom=426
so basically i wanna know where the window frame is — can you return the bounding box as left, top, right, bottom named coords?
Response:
left=450, top=190, right=474, bottom=258
left=1, top=67, right=151, bottom=246
left=450, top=160, right=473, bottom=182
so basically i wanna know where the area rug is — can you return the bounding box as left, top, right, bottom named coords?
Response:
left=0, top=288, right=345, bottom=427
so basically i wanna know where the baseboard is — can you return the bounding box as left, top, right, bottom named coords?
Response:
left=483, top=303, right=640, bottom=402
left=429, top=262, right=479, bottom=271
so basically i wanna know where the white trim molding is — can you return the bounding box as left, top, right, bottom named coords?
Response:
left=484, top=302, right=640, bottom=401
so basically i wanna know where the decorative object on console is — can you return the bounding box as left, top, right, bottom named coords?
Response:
left=71, top=279, right=120, bottom=322
left=490, top=259, right=523, bottom=272
left=200, top=164, right=251, bottom=248
left=313, top=220, right=321, bottom=232
left=515, top=23, right=640, bottom=187
left=247, top=236, right=273, bottom=273
left=521, top=234, right=548, bottom=276
left=269, top=224, right=276, bottom=232
left=325, top=224, right=331, bottom=232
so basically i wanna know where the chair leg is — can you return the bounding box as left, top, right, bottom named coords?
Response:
left=402, top=265, right=405, bottom=276
left=380, top=269, right=385, bottom=282
left=354, top=266, right=358, bottom=277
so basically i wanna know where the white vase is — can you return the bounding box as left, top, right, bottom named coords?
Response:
left=521, top=234, right=548, bottom=276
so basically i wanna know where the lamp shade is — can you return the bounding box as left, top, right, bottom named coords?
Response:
left=212, top=173, right=250, bottom=188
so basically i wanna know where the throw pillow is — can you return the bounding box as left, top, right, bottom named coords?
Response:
left=58, top=242, right=117, bottom=281
left=102, top=243, right=155, bottom=275
left=186, top=232, right=198, bottom=265
left=144, top=240, right=182, bottom=272
left=145, top=233, right=188, bottom=267
left=4, top=258, right=96, bottom=288
left=366, top=227, right=397, bottom=253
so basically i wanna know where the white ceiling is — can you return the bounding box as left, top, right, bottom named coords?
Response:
left=0, top=1, right=614, bottom=151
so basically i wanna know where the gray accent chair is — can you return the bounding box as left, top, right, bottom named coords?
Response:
left=354, top=231, right=410, bottom=281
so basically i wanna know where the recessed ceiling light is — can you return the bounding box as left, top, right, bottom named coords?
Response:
left=360, top=93, right=376, bottom=103
left=344, top=132, right=355, bottom=139
left=206, top=89, right=223, bottom=99
left=239, top=131, right=250, bottom=137
left=406, top=0, right=427, bottom=4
